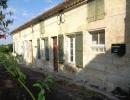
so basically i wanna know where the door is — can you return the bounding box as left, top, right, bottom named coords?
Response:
left=53, top=37, right=58, bottom=72
left=29, top=40, right=33, bottom=63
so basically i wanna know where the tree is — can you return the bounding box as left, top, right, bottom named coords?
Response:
left=0, top=45, right=8, bottom=53
left=0, top=0, right=13, bottom=39
left=8, top=43, right=13, bottom=52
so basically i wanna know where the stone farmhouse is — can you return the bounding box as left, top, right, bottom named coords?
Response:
left=11, top=0, right=130, bottom=90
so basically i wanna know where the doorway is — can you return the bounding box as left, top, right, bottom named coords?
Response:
left=53, top=37, right=58, bottom=72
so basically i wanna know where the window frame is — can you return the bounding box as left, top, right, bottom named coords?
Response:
left=90, top=30, right=105, bottom=53
left=69, top=36, right=75, bottom=63
left=41, top=38, right=49, bottom=61
left=66, top=35, right=76, bottom=65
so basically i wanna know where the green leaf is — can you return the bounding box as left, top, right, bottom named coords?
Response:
left=19, top=72, right=26, bottom=81
left=41, top=96, right=45, bottom=100
left=0, top=57, right=8, bottom=64
left=47, top=75, right=53, bottom=79
left=33, top=83, right=42, bottom=89
left=43, top=84, right=50, bottom=91
left=38, top=80, right=42, bottom=84
left=38, top=89, right=45, bottom=100
left=7, top=66, right=13, bottom=71
left=14, top=60, right=18, bottom=67
left=8, top=71, right=16, bottom=77
left=21, top=73, right=26, bottom=80
left=16, top=67, right=21, bottom=75
left=46, top=78, right=53, bottom=83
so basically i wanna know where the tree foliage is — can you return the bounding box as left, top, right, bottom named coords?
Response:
left=0, top=43, right=13, bottom=53
left=0, top=45, right=8, bottom=53
left=0, top=0, right=13, bottom=38
left=8, top=43, right=13, bottom=52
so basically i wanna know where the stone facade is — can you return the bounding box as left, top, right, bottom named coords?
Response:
left=12, top=0, right=130, bottom=90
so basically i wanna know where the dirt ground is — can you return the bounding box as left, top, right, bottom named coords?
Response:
left=0, top=64, right=111, bottom=100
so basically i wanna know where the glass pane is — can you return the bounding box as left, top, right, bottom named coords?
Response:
left=71, top=43, right=73, bottom=48
left=99, top=33, right=105, bottom=44
left=92, top=34, right=98, bottom=45
left=71, top=56, right=73, bottom=61
left=71, top=49, right=73, bottom=55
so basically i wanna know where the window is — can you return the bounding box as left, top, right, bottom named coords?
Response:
left=65, top=32, right=83, bottom=68
left=41, top=38, right=49, bottom=61
left=87, top=0, right=104, bottom=22
left=68, top=36, right=75, bottom=63
left=90, top=30, right=105, bottom=52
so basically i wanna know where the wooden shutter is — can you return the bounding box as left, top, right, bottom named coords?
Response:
left=58, top=35, right=64, bottom=64
left=75, top=32, right=83, bottom=68
left=40, top=21, right=44, bottom=34
left=45, top=38, right=49, bottom=61
left=37, top=38, right=41, bottom=59
left=88, top=0, right=95, bottom=22
left=96, top=0, right=104, bottom=20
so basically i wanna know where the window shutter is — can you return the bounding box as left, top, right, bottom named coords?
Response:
left=13, top=42, right=15, bottom=53
left=26, top=41, right=29, bottom=56
left=24, top=41, right=26, bottom=56
left=22, top=42, right=24, bottom=57
left=88, top=0, right=95, bottom=22
left=40, top=21, right=44, bottom=34
left=75, top=32, right=83, bottom=68
left=96, top=0, right=104, bottom=20
left=45, top=38, right=49, bottom=61
left=37, top=38, right=41, bottom=59
left=58, top=35, right=64, bottom=64
left=15, top=42, right=17, bottom=53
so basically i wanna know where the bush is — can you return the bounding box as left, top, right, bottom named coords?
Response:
left=0, top=44, right=13, bottom=54
left=8, top=43, right=13, bottom=52
left=0, top=46, right=9, bottom=54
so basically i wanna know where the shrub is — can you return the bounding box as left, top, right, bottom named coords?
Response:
left=0, top=46, right=9, bottom=53
left=8, top=43, right=13, bottom=52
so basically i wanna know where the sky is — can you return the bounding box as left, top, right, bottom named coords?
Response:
left=0, top=0, right=63, bottom=45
